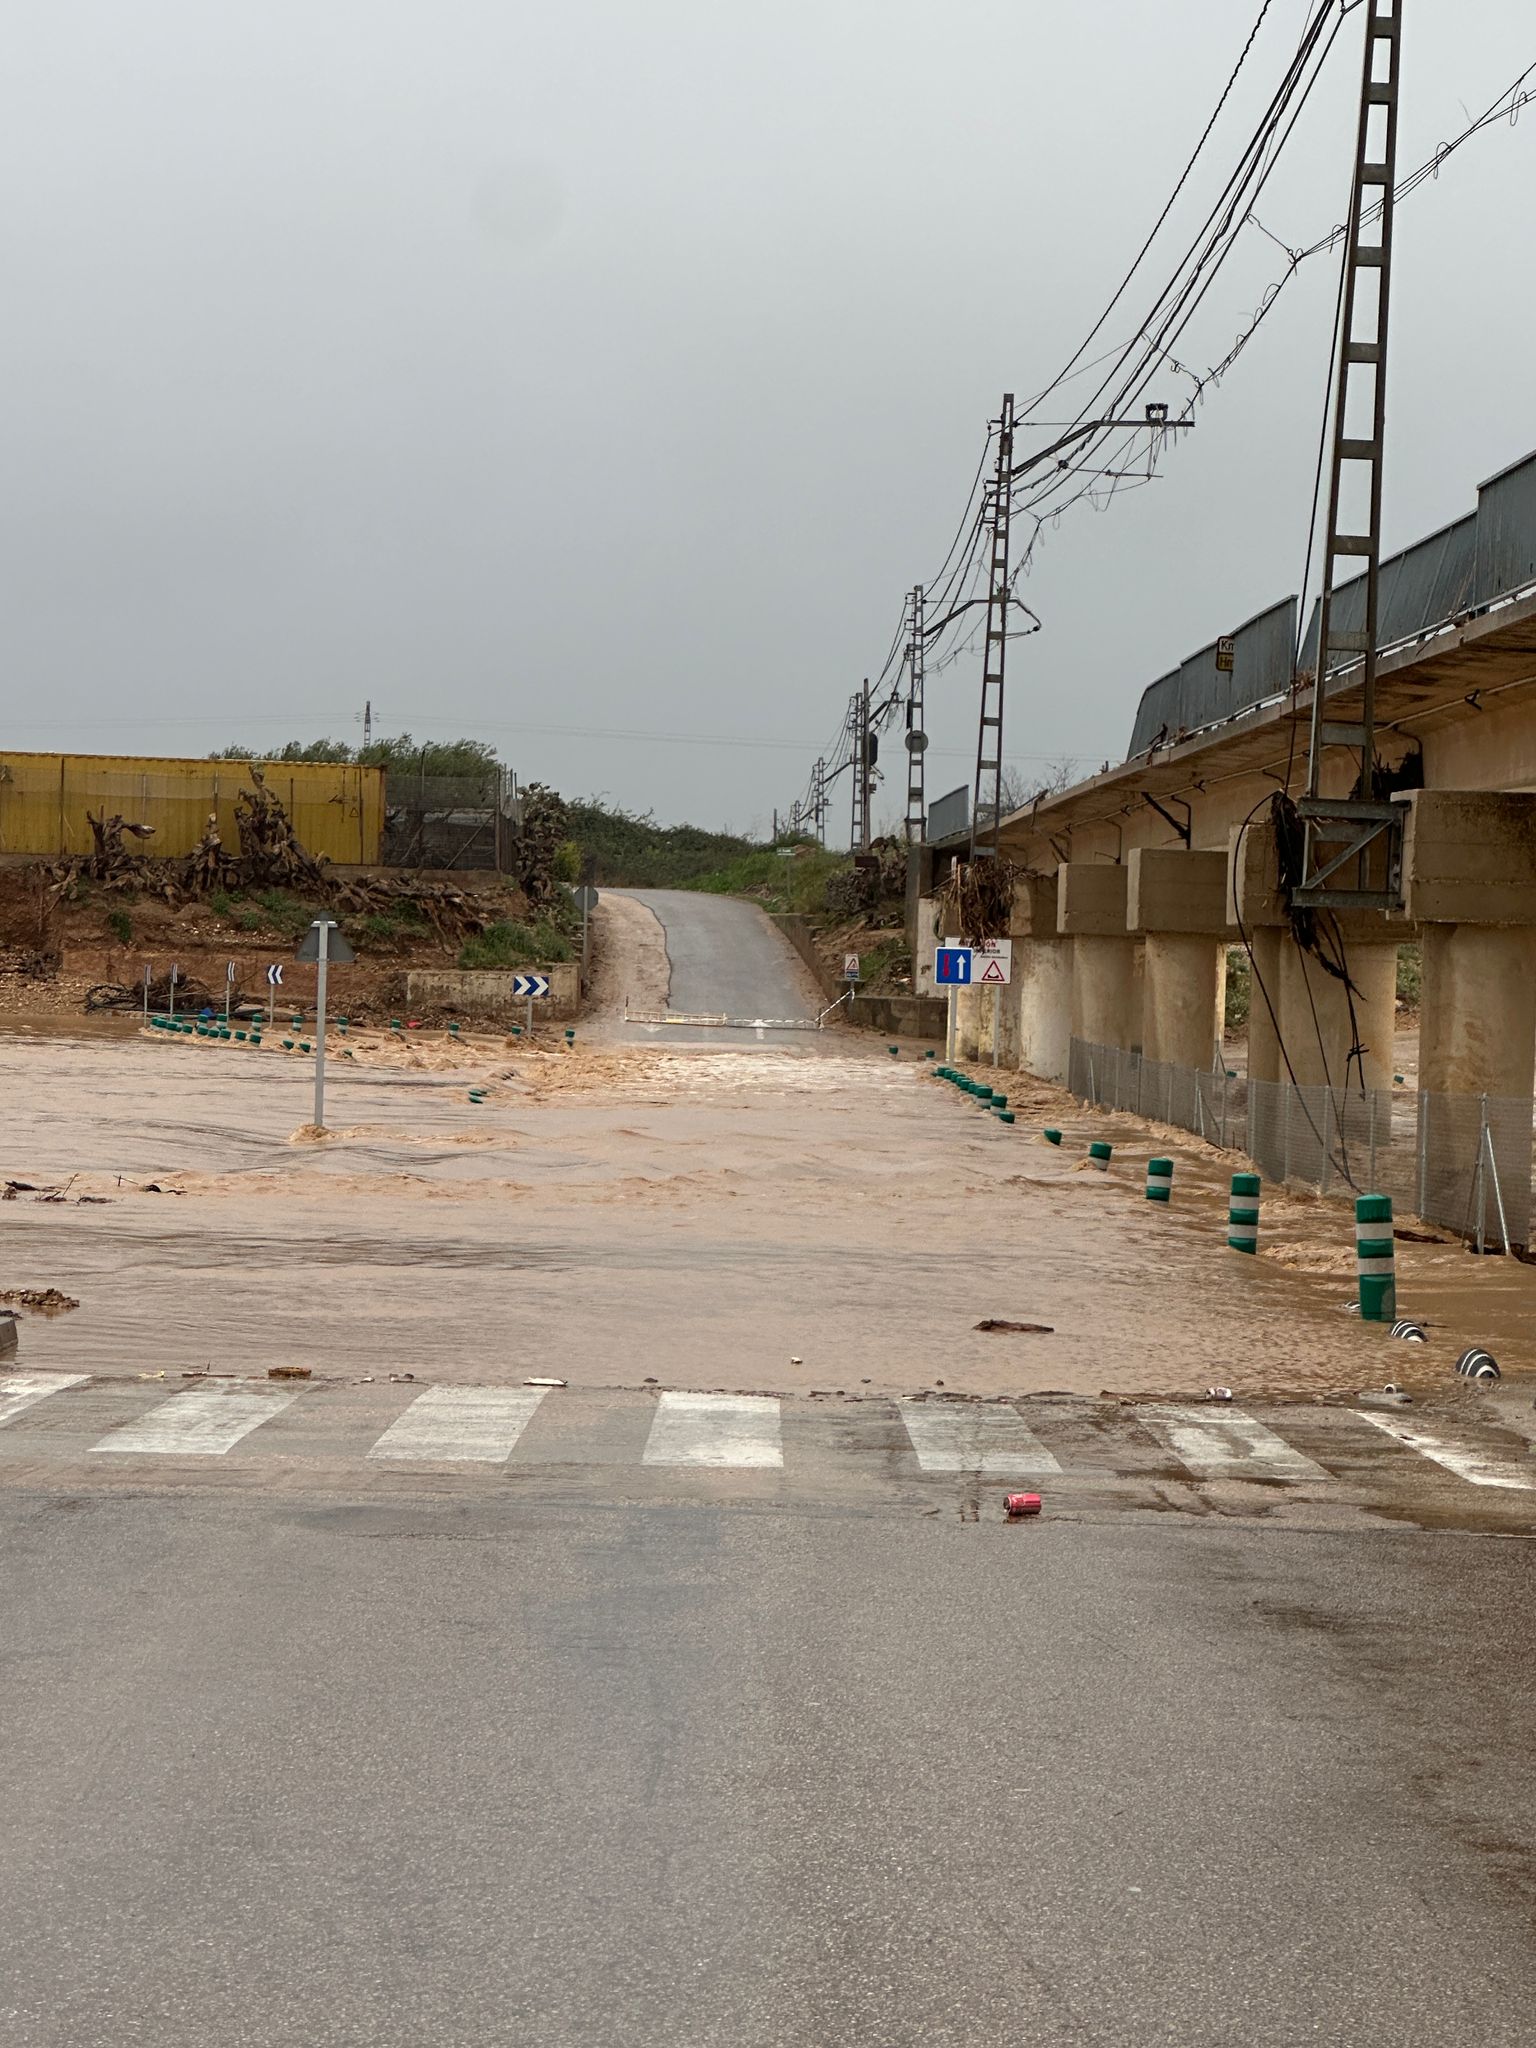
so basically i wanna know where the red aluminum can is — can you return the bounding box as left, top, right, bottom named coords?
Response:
left=1004, top=1492, right=1042, bottom=1518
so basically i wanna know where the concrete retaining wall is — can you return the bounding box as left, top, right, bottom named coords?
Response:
left=847, top=993, right=946, bottom=1039
left=405, top=963, right=580, bottom=1022
left=771, top=915, right=842, bottom=1002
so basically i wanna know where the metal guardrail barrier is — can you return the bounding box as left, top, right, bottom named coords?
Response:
left=623, top=1004, right=820, bottom=1031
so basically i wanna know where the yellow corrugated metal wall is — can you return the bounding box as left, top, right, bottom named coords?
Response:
left=0, top=753, right=384, bottom=863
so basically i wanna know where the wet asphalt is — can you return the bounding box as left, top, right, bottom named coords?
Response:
left=2, top=1487, right=1534, bottom=2046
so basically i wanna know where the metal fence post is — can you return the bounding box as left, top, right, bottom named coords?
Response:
left=1319, top=1090, right=1333, bottom=1198
left=1477, top=1093, right=1490, bottom=1255
left=1417, top=1091, right=1428, bottom=1218
left=1369, top=1089, right=1378, bottom=1195
left=1282, top=1083, right=1292, bottom=1185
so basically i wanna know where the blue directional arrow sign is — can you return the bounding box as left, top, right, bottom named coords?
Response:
left=511, top=974, right=551, bottom=999
left=934, top=947, right=973, bottom=986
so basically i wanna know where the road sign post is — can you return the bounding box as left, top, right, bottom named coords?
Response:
left=142, top=961, right=152, bottom=1025
left=266, top=962, right=283, bottom=1027
left=313, top=923, right=330, bottom=1128
left=934, top=948, right=972, bottom=1063
left=296, top=921, right=355, bottom=1131
left=510, top=971, right=551, bottom=1035
left=225, top=960, right=237, bottom=1024
left=168, top=964, right=180, bottom=1022
left=573, top=885, right=599, bottom=982
left=844, top=953, right=860, bottom=983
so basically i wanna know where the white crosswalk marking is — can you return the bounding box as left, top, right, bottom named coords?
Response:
left=0, top=1372, right=87, bottom=1429
left=900, top=1400, right=1062, bottom=1475
left=1360, top=1411, right=1536, bottom=1491
left=642, top=1392, right=782, bottom=1469
left=1143, top=1405, right=1327, bottom=1483
left=368, top=1385, right=548, bottom=1463
left=93, top=1385, right=299, bottom=1456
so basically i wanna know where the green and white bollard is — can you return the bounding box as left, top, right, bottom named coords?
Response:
left=1228, top=1172, right=1261, bottom=1253
left=1356, top=1193, right=1396, bottom=1322
left=1146, top=1157, right=1173, bottom=1203
left=1088, top=1142, right=1112, bottom=1172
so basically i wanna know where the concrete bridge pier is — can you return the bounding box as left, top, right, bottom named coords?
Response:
left=1400, top=793, right=1536, bottom=1231
left=1007, top=873, right=1070, bottom=1082
left=1127, top=847, right=1228, bottom=1069
left=1059, top=864, right=1138, bottom=1053
left=1275, top=939, right=1399, bottom=1092
left=1243, top=928, right=1285, bottom=1085
left=1229, top=820, right=1291, bottom=1088
left=1228, top=816, right=1397, bottom=1092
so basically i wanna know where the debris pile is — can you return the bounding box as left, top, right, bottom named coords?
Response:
left=47, top=768, right=549, bottom=946
left=86, top=973, right=221, bottom=1013
left=935, top=856, right=1018, bottom=944
left=824, top=837, right=907, bottom=919
left=511, top=783, right=571, bottom=908
left=0, top=1287, right=79, bottom=1313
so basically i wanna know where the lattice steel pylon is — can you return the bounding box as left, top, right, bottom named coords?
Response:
left=903, top=585, right=926, bottom=842
left=971, top=394, right=1016, bottom=858
left=849, top=682, right=871, bottom=854
left=1296, top=0, right=1404, bottom=910
left=811, top=756, right=827, bottom=846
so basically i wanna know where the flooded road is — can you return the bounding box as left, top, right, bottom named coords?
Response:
left=4, top=1011, right=1534, bottom=1407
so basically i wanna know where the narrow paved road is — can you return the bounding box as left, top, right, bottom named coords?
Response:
left=615, top=888, right=822, bottom=1030
left=3, top=1488, right=1534, bottom=2046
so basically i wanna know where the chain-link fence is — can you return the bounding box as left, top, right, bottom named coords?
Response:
left=1069, top=1035, right=1534, bottom=1250
left=1067, top=1039, right=1247, bottom=1150
left=382, top=768, right=519, bottom=871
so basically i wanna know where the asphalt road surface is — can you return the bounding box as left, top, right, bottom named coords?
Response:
left=3, top=1485, right=1534, bottom=2047
left=615, top=888, right=822, bottom=1036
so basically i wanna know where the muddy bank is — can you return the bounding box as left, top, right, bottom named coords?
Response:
left=0, top=1021, right=1532, bottom=1404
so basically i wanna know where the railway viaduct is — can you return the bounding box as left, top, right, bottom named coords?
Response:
left=913, top=447, right=1536, bottom=1231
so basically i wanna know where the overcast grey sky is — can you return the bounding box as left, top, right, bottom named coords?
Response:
left=2, top=2, right=1531, bottom=835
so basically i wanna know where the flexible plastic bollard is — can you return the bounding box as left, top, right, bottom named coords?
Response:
left=1228, top=1172, right=1261, bottom=1253
left=1146, top=1157, right=1174, bottom=1203
left=1355, top=1193, right=1396, bottom=1322
left=1087, top=1142, right=1113, bottom=1172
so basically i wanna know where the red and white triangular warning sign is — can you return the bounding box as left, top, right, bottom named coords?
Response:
left=980, top=958, right=1007, bottom=983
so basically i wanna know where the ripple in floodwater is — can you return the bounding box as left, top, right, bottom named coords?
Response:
left=1, top=1024, right=1531, bottom=1399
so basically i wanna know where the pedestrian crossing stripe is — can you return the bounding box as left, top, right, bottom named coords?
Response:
left=0, top=1377, right=1529, bottom=1495
left=0, top=1372, right=88, bottom=1430
left=1141, top=1404, right=1328, bottom=1484
left=1359, top=1411, right=1536, bottom=1491
left=899, top=1400, right=1061, bottom=1475
left=368, top=1385, right=548, bottom=1463
left=642, top=1391, right=783, bottom=1468
left=93, top=1383, right=298, bottom=1456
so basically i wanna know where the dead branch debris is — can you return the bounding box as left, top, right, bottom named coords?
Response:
left=0, top=1288, right=79, bottom=1313
left=47, top=766, right=535, bottom=948
left=936, top=858, right=1018, bottom=945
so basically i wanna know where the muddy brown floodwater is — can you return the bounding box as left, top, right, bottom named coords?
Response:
left=2, top=1011, right=1534, bottom=1407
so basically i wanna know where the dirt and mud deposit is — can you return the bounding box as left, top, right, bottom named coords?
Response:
left=3, top=1000, right=1533, bottom=1407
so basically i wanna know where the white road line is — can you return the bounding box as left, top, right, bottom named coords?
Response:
left=1143, top=1405, right=1327, bottom=1484
left=93, top=1385, right=298, bottom=1456
left=368, top=1386, right=548, bottom=1463
left=1360, top=1411, right=1536, bottom=1491
left=0, top=1372, right=88, bottom=1430
left=642, top=1392, right=783, bottom=1469
left=900, top=1401, right=1063, bottom=1475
